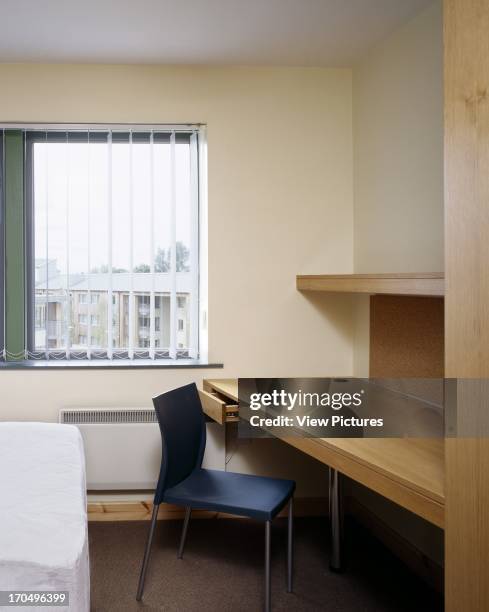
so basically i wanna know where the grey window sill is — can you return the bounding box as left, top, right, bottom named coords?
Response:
left=0, top=359, right=223, bottom=370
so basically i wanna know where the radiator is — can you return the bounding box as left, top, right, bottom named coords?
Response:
left=59, top=408, right=225, bottom=490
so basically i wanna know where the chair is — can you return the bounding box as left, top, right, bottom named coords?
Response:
left=136, top=383, right=295, bottom=611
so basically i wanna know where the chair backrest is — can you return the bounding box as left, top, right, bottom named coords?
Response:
left=152, top=383, right=206, bottom=503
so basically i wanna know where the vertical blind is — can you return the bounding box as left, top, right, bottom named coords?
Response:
left=1, top=125, right=204, bottom=361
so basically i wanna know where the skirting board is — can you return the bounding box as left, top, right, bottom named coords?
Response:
left=87, top=496, right=328, bottom=522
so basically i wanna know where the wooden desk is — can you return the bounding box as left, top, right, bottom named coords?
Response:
left=202, top=379, right=445, bottom=529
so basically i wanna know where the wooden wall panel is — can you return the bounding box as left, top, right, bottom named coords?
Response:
left=370, top=295, right=444, bottom=378
left=444, top=0, right=489, bottom=610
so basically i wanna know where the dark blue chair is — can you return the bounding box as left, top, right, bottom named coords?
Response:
left=136, top=383, right=295, bottom=611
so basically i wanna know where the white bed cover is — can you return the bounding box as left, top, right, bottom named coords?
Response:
left=0, top=423, right=89, bottom=611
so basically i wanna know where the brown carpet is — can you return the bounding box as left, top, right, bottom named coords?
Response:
left=89, top=517, right=443, bottom=612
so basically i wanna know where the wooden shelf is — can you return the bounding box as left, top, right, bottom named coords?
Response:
left=296, top=273, right=444, bottom=297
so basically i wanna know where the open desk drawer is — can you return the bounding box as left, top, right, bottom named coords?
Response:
left=199, top=389, right=239, bottom=424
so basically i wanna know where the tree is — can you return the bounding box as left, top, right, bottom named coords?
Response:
left=90, top=264, right=128, bottom=273
left=176, top=242, right=190, bottom=272
left=90, top=242, right=190, bottom=274
left=154, top=242, right=190, bottom=273
left=134, top=263, right=150, bottom=273
left=154, top=248, right=169, bottom=273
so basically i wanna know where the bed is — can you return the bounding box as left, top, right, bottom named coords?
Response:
left=0, top=423, right=89, bottom=611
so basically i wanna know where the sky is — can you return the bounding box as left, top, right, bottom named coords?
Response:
left=33, top=139, right=193, bottom=277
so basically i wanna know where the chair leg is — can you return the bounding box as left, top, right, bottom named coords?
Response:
left=265, top=520, right=271, bottom=612
left=177, top=507, right=192, bottom=559
left=287, top=497, right=294, bottom=593
left=136, top=503, right=159, bottom=601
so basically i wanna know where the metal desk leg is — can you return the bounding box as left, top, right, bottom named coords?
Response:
left=265, top=520, right=271, bottom=612
left=329, top=467, right=344, bottom=572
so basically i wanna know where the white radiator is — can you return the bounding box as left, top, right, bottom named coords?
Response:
left=59, top=408, right=225, bottom=490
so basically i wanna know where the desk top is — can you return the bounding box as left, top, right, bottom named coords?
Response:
left=204, top=378, right=239, bottom=402
left=203, top=378, right=445, bottom=528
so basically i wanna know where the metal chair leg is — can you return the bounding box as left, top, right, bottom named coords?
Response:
left=136, top=503, right=159, bottom=601
left=287, top=497, right=294, bottom=593
left=177, top=507, right=192, bottom=559
left=329, top=467, right=344, bottom=572
left=265, top=520, right=271, bottom=612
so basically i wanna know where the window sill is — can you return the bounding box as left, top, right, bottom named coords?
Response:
left=0, top=359, right=223, bottom=371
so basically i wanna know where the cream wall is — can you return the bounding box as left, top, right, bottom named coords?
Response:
left=0, top=64, right=354, bottom=494
left=353, top=0, right=443, bottom=274
left=352, top=0, right=443, bottom=377
left=350, top=1, right=444, bottom=567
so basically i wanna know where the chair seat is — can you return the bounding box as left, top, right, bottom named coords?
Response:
left=163, top=468, right=295, bottom=521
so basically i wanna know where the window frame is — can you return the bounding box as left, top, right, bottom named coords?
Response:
left=0, top=131, right=4, bottom=357
left=0, top=123, right=209, bottom=365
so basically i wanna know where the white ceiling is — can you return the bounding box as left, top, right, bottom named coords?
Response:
left=0, top=0, right=433, bottom=66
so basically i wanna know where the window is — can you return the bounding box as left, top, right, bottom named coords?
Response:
left=138, top=316, right=150, bottom=327
left=0, top=125, right=206, bottom=362
left=35, top=305, right=46, bottom=329
left=178, top=319, right=184, bottom=331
